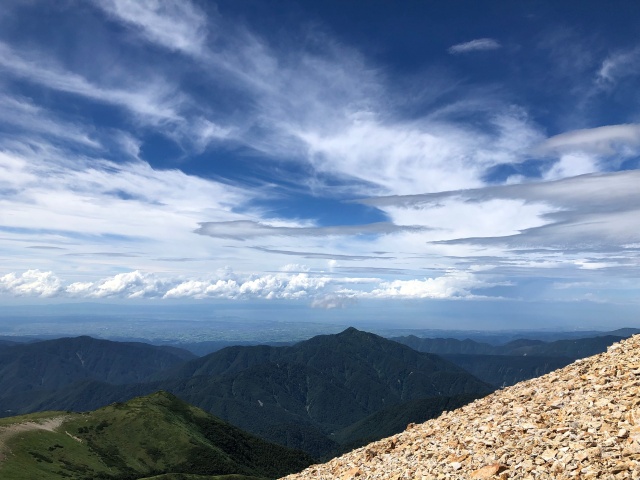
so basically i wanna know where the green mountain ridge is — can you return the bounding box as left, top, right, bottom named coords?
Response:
left=0, top=391, right=312, bottom=480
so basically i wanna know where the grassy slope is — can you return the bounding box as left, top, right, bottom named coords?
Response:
left=0, top=392, right=312, bottom=480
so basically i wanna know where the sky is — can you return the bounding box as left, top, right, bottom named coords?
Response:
left=1, top=0, right=640, bottom=330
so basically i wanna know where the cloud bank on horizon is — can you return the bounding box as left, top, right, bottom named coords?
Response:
left=1, top=0, right=639, bottom=326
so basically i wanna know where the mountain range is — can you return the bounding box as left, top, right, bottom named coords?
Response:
left=0, top=327, right=635, bottom=459
left=0, top=328, right=492, bottom=458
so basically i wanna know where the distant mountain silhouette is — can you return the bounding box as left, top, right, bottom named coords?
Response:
left=0, top=336, right=195, bottom=398
left=392, top=332, right=636, bottom=358
left=440, top=354, right=573, bottom=387
left=392, top=332, right=637, bottom=387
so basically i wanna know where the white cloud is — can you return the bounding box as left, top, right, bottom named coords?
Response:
left=190, top=118, right=235, bottom=151
left=544, top=152, right=599, bottom=180
left=381, top=198, right=556, bottom=242
left=0, top=146, right=249, bottom=239
left=1, top=269, right=339, bottom=301
left=448, top=38, right=501, bottom=54
left=597, top=47, right=640, bottom=85
left=0, top=42, right=182, bottom=123
left=295, top=108, right=544, bottom=195
left=0, top=95, right=100, bottom=148
left=364, top=270, right=499, bottom=299
left=0, top=270, right=62, bottom=297
left=351, top=168, right=640, bottom=294
left=361, top=169, right=640, bottom=214
left=539, top=124, right=640, bottom=155
left=0, top=268, right=498, bottom=303
left=67, top=271, right=170, bottom=298
left=574, top=260, right=613, bottom=270
left=165, top=272, right=332, bottom=300
left=280, top=264, right=310, bottom=272
left=87, top=2, right=541, bottom=198
left=0, top=40, right=230, bottom=154
left=0, top=140, right=259, bottom=280
left=95, top=0, right=209, bottom=56
left=5, top=2, right=542, bottom=203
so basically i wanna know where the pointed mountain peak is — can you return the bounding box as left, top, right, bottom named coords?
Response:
left=339, top=326, right=362, bottom=335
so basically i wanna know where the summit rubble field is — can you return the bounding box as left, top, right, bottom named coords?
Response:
left=281, top=335, right=640, bottom=479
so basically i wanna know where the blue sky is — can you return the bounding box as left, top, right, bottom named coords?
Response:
left=1, top=0, right=640, bottom=329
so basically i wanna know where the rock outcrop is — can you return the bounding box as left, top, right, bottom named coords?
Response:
left=282, top=335, right=640, bottom=479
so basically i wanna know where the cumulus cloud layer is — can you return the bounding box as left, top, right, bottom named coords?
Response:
left=0, top=270, right=62, bottom=297
left=0, top=268, right=498, bottom=305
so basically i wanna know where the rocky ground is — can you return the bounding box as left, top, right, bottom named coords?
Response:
left=282, top=335, right=640, bottom=479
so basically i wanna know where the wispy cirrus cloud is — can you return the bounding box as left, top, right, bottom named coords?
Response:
left=88, top=1, right=543, bottom=197
left=596, top=47, right=640, bottom=86
left=0, top=95, right=100, bottom=148
left=94, top=0, right=209, bottom=56
left=0, top=38, right=234, bottom=155
left=0, top=42, right=182, bottom=123
left=448, top=38, right=501, bottom=54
